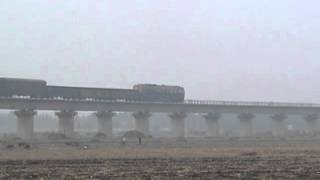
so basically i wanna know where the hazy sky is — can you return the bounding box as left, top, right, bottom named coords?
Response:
left=0, top=0, right=319, bottom=102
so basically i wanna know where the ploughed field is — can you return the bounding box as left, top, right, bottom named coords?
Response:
left=1, top=138, right=320, bottom=179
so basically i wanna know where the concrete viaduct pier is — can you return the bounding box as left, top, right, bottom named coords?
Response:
left=238, top=113, right=255, bottom=137
left=55, top=110, right=77, bottom=138
left=1, top=98, right=320, bottom=140
left=14, top=109, right=36, bottom=140
left=304, top=114, right=319, bottom=134
left=271, top=113, right=287, bottom=137
left=169, top=112, right=187, bottom=138
left=95, top=111, right=115, bottom=137
left=203, top=113, right=221, bottom=137
left=133, top=111, right=152, bottom=135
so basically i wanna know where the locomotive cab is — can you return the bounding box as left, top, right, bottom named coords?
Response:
left=133, top=84, right=185, bottom=103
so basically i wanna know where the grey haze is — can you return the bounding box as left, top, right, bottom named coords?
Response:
left=0, top=0, right=319, bottom=102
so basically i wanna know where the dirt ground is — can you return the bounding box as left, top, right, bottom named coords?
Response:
left=1, top=137, right=320, bottom=179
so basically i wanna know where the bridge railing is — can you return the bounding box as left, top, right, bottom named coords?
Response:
left=183, top=99, right=320, bottom=107
left=0, top=96, right=320, bottom=108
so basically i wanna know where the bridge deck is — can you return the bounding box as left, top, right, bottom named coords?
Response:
left=0, top=97, right=319, bottom=115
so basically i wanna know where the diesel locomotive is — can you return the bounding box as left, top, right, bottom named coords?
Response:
left=0, top=78, right=185, bottom=103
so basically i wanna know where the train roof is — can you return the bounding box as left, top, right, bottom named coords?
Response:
left=47, top=85, right=137, bottom=92
left=133, top=84, right=184, bottom=89
left=0, top=77, right=47, bottom=84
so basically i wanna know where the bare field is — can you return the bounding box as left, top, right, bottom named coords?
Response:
left=1, top=138, right=320, bottom=179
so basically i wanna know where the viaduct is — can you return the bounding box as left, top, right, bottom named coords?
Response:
left=0, top=97, right=320, bottom=140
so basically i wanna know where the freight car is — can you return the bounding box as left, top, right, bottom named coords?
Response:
left=0, top=78, right=47, bottom=98
left=133, top=84, right=185, bottom=102
left=47, top=86, right=140, bottom=101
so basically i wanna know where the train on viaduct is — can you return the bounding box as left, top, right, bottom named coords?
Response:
left=0, top=77, right=320, bottom=140
left=0, top=77, right=185, bottom=103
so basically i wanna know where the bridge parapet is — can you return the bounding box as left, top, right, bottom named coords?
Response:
left=184, top=99, right=320, bottom=108
left=1, top=96, right=320, bottom=108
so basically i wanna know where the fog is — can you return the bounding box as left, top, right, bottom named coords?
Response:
left=0, top=0, right=319, bottom=102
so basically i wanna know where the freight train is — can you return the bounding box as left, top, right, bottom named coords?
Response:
left=0, top=78, right=185, bottom=103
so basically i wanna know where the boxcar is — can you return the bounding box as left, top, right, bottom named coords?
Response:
left=47, top=86, right=140, bottom=101
left=47, top=86, right=81, bottom=99
left=0, top=78, right=47, bottom=97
